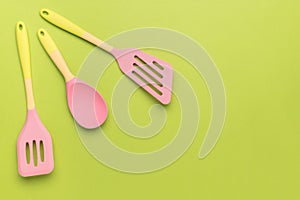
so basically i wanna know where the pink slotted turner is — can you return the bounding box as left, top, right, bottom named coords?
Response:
left=16, top=22, right=54, bottom=177
left=40, top=9, right=173, bottom=104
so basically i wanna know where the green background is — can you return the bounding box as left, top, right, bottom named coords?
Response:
left=1, top=0, right=299, bottom=199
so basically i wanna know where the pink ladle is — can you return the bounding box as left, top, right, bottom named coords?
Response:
left=38, top=29, right=108, bottom=129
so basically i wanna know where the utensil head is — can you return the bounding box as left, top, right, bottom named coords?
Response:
left=111, top=48, right=173, bottom=105
left=66, top=78, right=108, bottom=129
left=17, top=109, right=54, bottom=177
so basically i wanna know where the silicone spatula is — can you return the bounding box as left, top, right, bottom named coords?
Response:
left=40, top=9, right=173, bottom=105
left=38, top=29, right=108, bottom=129
left=16, top=21, right=54, bottom=177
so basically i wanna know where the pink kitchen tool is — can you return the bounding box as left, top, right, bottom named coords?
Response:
left=40, top=9, right=173, bottom=105
left=16, top=21, right=54, bottom=177
left=38, top=29, right=108, bottom=129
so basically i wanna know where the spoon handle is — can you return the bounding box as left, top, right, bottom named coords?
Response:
left=38, top=29, right=75, bottom=82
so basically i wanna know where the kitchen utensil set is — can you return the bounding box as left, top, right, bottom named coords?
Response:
left=16, top=9, right=173, bottom=177
left=40, top=9, right=173, bottom=105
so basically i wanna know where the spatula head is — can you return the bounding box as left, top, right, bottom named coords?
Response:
left=66, top=78, right=108, bottom=129
left=111, top=48, right=173, bottom=105
left=17, top=109, right=54, bottom=177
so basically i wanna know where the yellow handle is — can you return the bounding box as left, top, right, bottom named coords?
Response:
left=38, top=29, right=74, bottom=82
left=16, top=21, right=31, bottom=79
left=40, top=8, right=113, bottom=52
left=40, top=9, right=85, bottom=37
left=37, top=29, right=58, bottom=54
left=16, top=21, right=35, bottom=110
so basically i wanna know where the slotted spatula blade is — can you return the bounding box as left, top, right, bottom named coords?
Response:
left=40, top=9, right=173, bottom=104
left=17, top=110, right=54, bottom=177
left=16, top=21, right=54, bottom=177
left=111, top=48, right=172, bottom=104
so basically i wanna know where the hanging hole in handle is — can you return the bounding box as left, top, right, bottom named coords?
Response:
left=19, top=24, right=23, bottom=30
left=42, top=10, right=49, bottom=15
left=40, top=31, right=45, bottom=36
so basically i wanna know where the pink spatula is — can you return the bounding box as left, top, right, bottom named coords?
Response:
left=38, top=29, right=108, bottom=129
left=40, top=9, right=173, bottom=104
left=16, top=22, right=54, bottom=177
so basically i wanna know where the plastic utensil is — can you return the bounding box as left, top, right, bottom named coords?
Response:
left=38, top=29, right=108, bottom=129
left=40, top=9, right=173, bottom=105
left=16, top=21, right=54, bottom=177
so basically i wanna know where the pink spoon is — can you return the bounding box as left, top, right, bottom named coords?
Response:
left=38, top=29, right=108, bottom=129
left=16, top=22, right=54, bottom=177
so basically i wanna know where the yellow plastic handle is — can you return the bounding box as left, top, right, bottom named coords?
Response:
left=16, top=21, right=31, bottom=79
left=37, top=29, right=58, bottom=54
left=40, top=8, right=113, bottom=52
left=38, top=29, right=74, bottom=82
left=40, top=9, right=85, bottom=38
left=16, top=21, right=35, bottom=110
